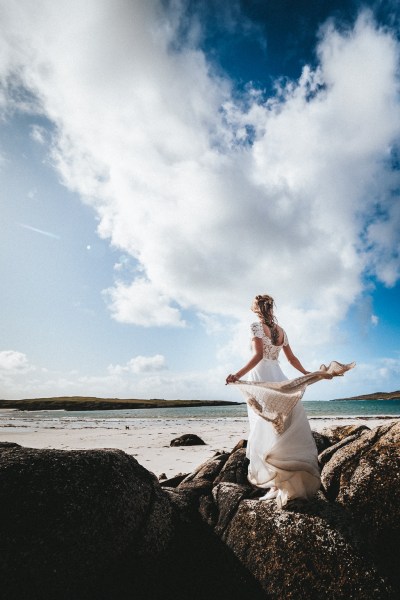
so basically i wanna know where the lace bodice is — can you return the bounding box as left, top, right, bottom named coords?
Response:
left=250, top=321, right=288, bottom=360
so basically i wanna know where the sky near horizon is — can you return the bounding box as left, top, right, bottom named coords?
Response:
left=1, top=0, right=399, bottom=401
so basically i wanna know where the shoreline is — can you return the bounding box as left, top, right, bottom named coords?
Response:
left=0, top=412, right=398, bottom=478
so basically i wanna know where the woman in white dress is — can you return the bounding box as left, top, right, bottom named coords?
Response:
left=226, top=294, right=329, bottom=507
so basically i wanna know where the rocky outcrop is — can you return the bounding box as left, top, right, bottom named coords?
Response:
left=321, top=421, right=400, bottom=588
left=0, top=443, right=174, bottom=599
left=169, top=421, right=400, bottom=598
left=0, top=443, right=264, bottom=600
left=312, top=430, right=331, bottom=453
left=222, top=495, right=391, bottom=599
left=170, top=433, right=206, bottom=446
left=321, top=424, right=370, bottom=445
left=1, top=421, right=399, bottom=599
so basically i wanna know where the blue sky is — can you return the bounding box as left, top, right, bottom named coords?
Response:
left=0, top=0, right=399, bottom=401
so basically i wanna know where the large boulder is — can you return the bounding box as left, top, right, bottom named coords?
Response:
left=311, top=430, right=331, bottom=454
left=321, top=424, right=370, bottom=445
left=176, top=452, right=229, bottom=500
left=321, top=421, right=400, bottom=587
left=221, top=495, right=393, bottom=599
left=318, top=431, right=369, bottom=467
left=0, top=443, right=265, bottom=600
left=3, top=421, right=399, bottom=599
left=214, top=448, right=250, bottom=486
left=0, top=443, right=174, bottom=599
left=170, top=434, right=206, bottom=446
left=168, top=424, right=400, bottom=597
left=212, top=482, right=252, bottom=535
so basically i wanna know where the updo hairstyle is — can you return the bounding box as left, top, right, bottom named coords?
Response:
left=251, top=294, right=280, bottom=345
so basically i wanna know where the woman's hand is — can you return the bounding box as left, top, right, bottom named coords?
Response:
left=226, top=373, right=239, bottom=384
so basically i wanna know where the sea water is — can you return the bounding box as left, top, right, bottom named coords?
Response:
left=0, top=399, right=399, bottom=430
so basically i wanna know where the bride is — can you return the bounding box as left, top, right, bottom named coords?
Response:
left=226, top=294, right=354, bottom=507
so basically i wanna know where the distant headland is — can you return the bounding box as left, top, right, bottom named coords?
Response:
left=331, top=390, right=400, bottom=402
left=0, top=397, right=242, bottom=411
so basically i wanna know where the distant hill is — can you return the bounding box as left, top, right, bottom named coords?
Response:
left=0, top=397, right=242, bottom=411
left=331, top=390, right=400, bottom=402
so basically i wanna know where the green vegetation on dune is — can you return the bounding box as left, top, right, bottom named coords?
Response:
left=0, top=397, right=241, bottom=411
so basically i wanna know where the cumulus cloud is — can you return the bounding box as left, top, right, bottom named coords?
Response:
left=0, top=348, right=398, bottom=402
left=0, top=1, right=399, bottom=350
left=108, top=354, right=167, bottom=375
left=0, top=350, right=33, bottom=372
left=0, top=350, right=228, bottom=401
left=104, top=279, right=185, bottom=327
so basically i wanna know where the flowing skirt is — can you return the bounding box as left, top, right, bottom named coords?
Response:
left=244, top=358, right=321, bottom=507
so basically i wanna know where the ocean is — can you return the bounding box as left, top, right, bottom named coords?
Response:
left=1, top=399, right=399, bottom=428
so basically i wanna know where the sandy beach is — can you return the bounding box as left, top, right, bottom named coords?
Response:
left=0, top=411, right=398, bottom=478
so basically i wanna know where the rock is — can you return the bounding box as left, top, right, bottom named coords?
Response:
left=177, top=477, right=214, bottom=497
left=214, top=448, right=250, bottom=486
left=321, top=424, right=370, bottom=445
left=317, top=425, right=372, bottom=469
left=179, top=452, right=229, bottom=485
left=170, top=434, right=206, bottom=446
left=221, top=495, right=393, bottom=599
left=231, top=438, right=247, bottom=452
left=175, top=429, right=400, bottom=596
left=321, top=421, right=400, bottom=588
left=158, top=472, right=167, bottom=480
left=160, top=495, right=266, bottom=600
left=175, top=453, right=230, bottom=504
left=212, top=483, right=252, bottom=535
left=0, top=444, right=174, bottom=599
left=318, top=431, right=367, bottom=467
left=198, top=493, right=218, bottom=527
left=159, top=472, right=189, bottom=488
left=3, top=423, right=399, bottom=599
left=321, top=423, right=398, bottom=501
left=312, top=430, right=331, bottom=454
left=0, top=441, right=21, bottom=449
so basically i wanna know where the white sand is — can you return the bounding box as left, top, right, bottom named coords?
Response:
left=0, top=412, right=398, bottom=479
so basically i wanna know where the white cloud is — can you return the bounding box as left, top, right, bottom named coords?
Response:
left=104, top=279, right=185, bottom=327
left=338, top=357, right=400, bottom=395
left=0, top=350, right=33, bottom=372
left=0, top=348, right=398, bottom=402
left=108, top=354, right=167, bottom=375
left=0, top=350, right=230, bottom=401
left=371, top=314, right=379, bottom=326
left=0, top=2, right=399, bottom=348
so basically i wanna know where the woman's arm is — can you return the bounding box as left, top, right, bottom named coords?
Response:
left=226, top=338, right=263, bottom=383
left=282, top=343, right=310, bottom=375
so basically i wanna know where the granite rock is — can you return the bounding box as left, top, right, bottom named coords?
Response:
left=0, top=444, right=174, bottom=599
left=321, top=421, right=400, bottom=587
left=170, top=434, right=206, bottom=446
left=311, top=430, right=331, bottom=454
left=214, top=448, right=250, bottom=486
left=222, top=495, right=393, bottom=599
left=2, top=422, right=399, bottom=599
left=321, top=424, right=370, bottom=445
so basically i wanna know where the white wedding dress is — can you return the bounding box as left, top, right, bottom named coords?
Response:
left=231, top=322, right=355, bottom=508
